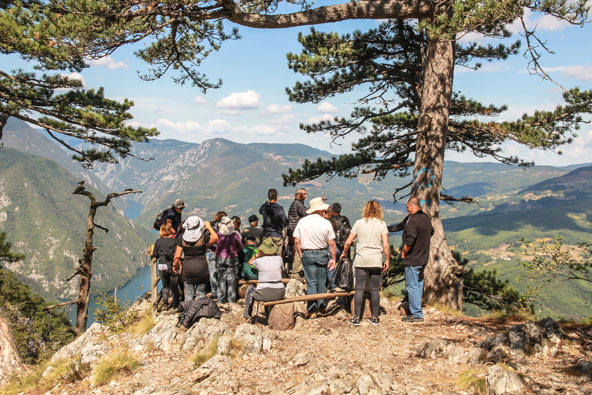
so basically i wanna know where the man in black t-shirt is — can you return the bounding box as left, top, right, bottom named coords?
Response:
left=390, top=197, right=434, bottom=323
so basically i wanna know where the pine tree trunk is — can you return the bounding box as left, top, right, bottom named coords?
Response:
left=412, top=36, right=464, bottom=310
left=75, top=206, right=96, bottom=336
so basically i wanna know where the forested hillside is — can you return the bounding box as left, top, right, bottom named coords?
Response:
left=0, top=148, right=153, bottom=301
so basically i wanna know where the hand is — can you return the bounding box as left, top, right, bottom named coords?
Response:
left=382, top=260, right=389, bottom=272
left=401, top=251, right=406, bottom=259
left=173, top=265, right=179, bottom=274
left=328, top=259, right=336, bottom=270
left=339, top=252, right=346, bottom=260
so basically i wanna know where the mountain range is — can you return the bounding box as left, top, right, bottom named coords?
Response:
left=2, top=118, right=591, bottom=318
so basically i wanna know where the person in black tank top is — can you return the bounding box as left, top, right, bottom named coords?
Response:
left=174, top=216, right=219, bottom=302
left=152, top=224, right=179, bottom=309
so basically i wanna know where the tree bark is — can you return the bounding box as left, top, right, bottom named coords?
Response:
left=74, top=205, right=96, bottom=336
left=72, top=183, right=141, bottom=336
left=0, top=314, right=25, bottom=385
left=412, top=36, right=464, bottom=310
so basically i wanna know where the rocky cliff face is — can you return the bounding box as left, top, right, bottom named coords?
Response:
left=5, top=294, right=591, bottom=394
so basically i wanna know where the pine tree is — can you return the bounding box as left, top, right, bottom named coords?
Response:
left=51, top=0, right=591, bottom=309
left=0, top=1, right=158, bottom=167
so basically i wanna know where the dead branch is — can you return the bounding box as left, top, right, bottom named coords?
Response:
left=44, top=299, right=80, bottom=310
left=93, top=222, right=109, bottom=233
left=392, top=181, right=413, bottom=201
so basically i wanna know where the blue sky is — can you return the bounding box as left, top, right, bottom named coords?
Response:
left=10, top=8, right=592, bottom=166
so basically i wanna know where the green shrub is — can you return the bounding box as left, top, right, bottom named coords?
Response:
left=94, top=294, right=138, bottom=333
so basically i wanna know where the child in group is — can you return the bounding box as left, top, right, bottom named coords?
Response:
left=240, top=236, right=259, bottom=280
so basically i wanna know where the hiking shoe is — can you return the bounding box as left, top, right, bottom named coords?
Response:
left=350, top=317, right=361, bottom=326
left=401, top=315, right=424, bottom=323
left=368, top=316, right=379, bottom=326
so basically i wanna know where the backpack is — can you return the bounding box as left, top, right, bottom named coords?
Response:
left=153, top=207, right=170, bottom=231
left=333, top=215, right=351, bottom=248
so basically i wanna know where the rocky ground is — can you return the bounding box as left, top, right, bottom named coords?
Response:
left=3, top=282, right=592, bottom=395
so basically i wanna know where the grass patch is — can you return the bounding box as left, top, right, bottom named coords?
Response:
left=192, top=337, right=219, bottom=367
left=480, top=307, right=535, bottom=323
left=457, top=368, right=488, bottom=394
left=131, top=310, right=156, bottom=335
left=92, top=350, right=140, bottom=386
left=228, top=338, right=244, bottom=357
left=0, top=357, right=90, bottom=395
left=380, top=286, right=401, bottom=300
left=430, top=303, right=466, bottom=317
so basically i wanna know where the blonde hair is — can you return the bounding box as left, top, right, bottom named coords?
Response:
left=362, top=200, right=383, bottom=221
left=159, top=223, right=175, bottom=238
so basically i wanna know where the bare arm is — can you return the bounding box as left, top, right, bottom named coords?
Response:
left=340, top=232, right=357, bottom=260
left=328, top=239, right=337, bottom=270
left=295, top=238, right=302, bottom=259
left=173, top=245, right=183, bottom=274
left=204, top=220, right=218, bottom=244
left=381, top=233, right=390, bottom=272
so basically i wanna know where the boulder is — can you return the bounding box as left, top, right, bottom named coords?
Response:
left=50, top=322, right=108, bottom=366
left=234, top=323, right=272, bottom=353
left=285, top=279, right=308, bottom=315
left=486, top=364, right=525, bottom=395
left=268, top=303, right=295, bottom=330
left=183, top=318, right=228, bottom=352
left=356, top=374, right=376, bottom=395
left=144, top=315, right=186, bottom=353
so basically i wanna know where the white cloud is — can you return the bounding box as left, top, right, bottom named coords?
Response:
left=62, top=72, right=85, bottom=87
left=264, top=104, right=293, bottom=114
left=207, top=119, right=232, bottom=133
left=193, top=96, right=207, bottom=104
left=86, top=55, right=128, bottom=70
left=155, top=119, right=204, bottom=134
left=316, top=101, right=338, bottom=113
left=545, top=65, right=592, bottom=81
left=307, top=113, right=335, bottom=124
left=507, top=8, right=570, bottom=34
left=232, top=124, right=281, bottom=136
left=216, top=90, right=262, bottom=113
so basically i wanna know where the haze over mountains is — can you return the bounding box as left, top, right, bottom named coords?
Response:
left=1, top=118, right=591, bottom=318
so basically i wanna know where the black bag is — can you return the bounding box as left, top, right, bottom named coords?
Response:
left=153, top=208, right=170, bottom=231
left=334, top=258, right=353, bottom=291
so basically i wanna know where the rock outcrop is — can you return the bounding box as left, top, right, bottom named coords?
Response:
left=5, top=299, right=592, bottom=394
left=0, top=315, right=25, bottom=385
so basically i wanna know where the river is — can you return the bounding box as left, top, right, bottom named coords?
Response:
left=67, top=264, right=160, bottom=327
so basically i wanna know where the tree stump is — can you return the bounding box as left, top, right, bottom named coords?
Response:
left=350, top=292, right=373, bottom=318
left=268, top=303, right=295, bottom=330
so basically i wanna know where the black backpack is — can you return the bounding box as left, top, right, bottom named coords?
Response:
left=333, top=215, right=351, bottom=248
left=153, top=207, right=170, bottom=231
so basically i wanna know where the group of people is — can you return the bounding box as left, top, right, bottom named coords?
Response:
left=151, top=188, right=434, bottom=326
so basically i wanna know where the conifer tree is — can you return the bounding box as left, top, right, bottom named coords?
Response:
left=52, top=0, right=591, bottom=309
left=0, top=1, right=158, bottom=167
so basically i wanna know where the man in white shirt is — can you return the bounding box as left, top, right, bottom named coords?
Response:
left=294, top=197, right=337, bottom=318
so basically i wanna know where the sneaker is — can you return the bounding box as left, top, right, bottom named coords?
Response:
left=368, top=316, right=379, bottom=326
left=349, top=316, right=361, bottom=326
left=401, top=315, right=424, bottom=323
